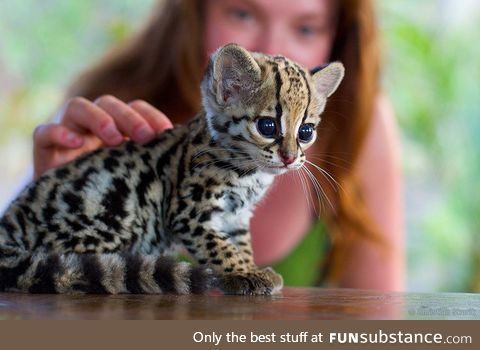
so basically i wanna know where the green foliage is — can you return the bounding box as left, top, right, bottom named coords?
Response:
left=0, top=0, right=155, bottom=137
left=380, top=1, right=480, bottom=291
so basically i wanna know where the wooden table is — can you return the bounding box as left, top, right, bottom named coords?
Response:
left=0, top=288, right=479, bottom=320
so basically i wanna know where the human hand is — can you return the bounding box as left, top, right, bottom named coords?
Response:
left=33, top=95, right=173, bottom=179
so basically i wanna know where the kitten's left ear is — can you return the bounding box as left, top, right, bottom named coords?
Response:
left=210, top=43, right=262, bottom=105
left=310, top=62, right=345, bottom=97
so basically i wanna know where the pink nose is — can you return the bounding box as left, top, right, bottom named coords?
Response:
left=279, top=151, right=296, bottom=166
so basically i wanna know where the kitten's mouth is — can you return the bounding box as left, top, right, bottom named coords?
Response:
left=263, top=163, right=287, bottom=169
left=262, top=163, right=301, bottom=174
left=274, top=165, right=295, bottom=170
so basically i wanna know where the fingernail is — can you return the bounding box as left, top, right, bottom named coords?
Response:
left=135, top=126, right=154, bottom=142
left=101, top=124, right=123, bottom=143
left=65, top=132, right=82, bottom=146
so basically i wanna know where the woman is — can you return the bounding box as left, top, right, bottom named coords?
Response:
left=32, top=0, right=404, bottom=290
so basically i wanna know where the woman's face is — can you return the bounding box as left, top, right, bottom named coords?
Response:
left=204, top=0, right=338, bottom=69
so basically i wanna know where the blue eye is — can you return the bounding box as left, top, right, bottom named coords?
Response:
left=297, top=24, right=327, bottom=39
left=229, top=7, right=253, bottom=21
left=257, top=117, right=277, bottom=138
left=298, top=123, right=314, bottom=142
left=298, top=25, right=316, bottom=36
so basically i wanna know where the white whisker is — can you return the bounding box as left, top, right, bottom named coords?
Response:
left=297, top=167, right=316, bottom=216
left=300, top=167, right=320, bottom=214
left=305, top=159, right=342, bottom=194
left=303, top=165, right=334, bottom=213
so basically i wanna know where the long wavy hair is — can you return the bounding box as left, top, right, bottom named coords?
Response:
left=68, top=0, right=383, bottom=284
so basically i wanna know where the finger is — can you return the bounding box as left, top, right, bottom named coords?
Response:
left=33, top=123, right=84, bottom=149
left=33, top=124, right=84, bottom=179
left=128, top=100, right=173, bottom=132
left=94, top=95, right=155, bottom=144
left=62, top=97, right=124, bottom=146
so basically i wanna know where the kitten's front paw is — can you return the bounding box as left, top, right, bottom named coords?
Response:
left=219, top=267, right=283, bottom=295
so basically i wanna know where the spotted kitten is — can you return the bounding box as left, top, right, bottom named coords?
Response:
left=0, top=44, right=344, bottom=295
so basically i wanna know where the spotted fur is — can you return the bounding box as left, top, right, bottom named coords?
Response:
left=0, top=44, right=344, bottom=295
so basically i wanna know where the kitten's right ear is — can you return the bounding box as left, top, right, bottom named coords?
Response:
left=209, top=43, right=262, bottom=105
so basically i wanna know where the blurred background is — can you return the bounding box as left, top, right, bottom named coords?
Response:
left=0, top=0, right=479, bottom=292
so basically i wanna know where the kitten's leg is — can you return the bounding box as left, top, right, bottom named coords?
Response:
left=216, top=229, right=283, bottom=295
left=178, top=226, right=283, bottom=295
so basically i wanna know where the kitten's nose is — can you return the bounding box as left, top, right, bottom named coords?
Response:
left=279, top=150, right=296, bottom=166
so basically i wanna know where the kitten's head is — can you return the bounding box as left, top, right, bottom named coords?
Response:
left=201, top=43, right=344, bottom=175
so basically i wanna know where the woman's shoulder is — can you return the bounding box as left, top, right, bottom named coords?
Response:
left=358, top=93, right=401, bottom=173
left=374, top=93, right=400, bottom=144
left=356, top=91, right=404, bottom=245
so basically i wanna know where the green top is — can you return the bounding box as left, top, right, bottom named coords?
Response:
left=271, top=220, right=329, bottom=287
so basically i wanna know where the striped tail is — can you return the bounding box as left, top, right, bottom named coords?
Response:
left=0, top=249, right=215, bottom=294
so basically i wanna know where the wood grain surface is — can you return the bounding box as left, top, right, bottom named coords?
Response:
left=1, top=287, right=479, bottom=320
